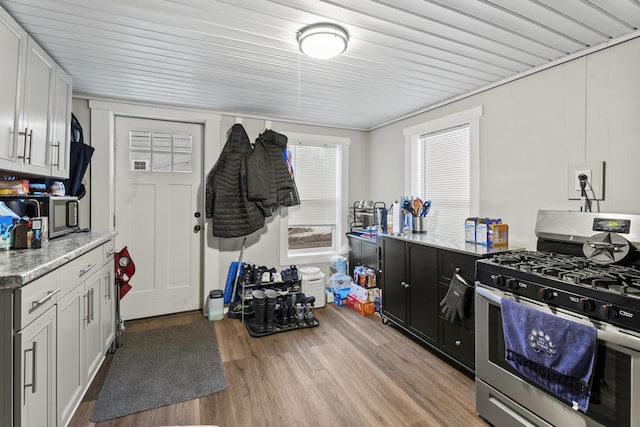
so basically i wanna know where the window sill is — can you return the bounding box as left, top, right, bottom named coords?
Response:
left=280, top=249, right=337, bottom=267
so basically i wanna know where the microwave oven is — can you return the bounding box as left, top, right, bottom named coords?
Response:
left=0, top=196, right=79, bottom=239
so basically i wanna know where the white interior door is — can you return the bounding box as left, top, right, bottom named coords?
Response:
left=114, top=116, right=203, bottom=319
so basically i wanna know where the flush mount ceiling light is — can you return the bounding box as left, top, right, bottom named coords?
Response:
left=297, top=23, right=349, bottom=59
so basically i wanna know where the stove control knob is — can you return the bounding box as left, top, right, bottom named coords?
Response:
left=491, top=274, right=504, bottom=287
left=505, top=278, right=519, bottom=290
left=579, top=298, right=596, bottom=313
left=539, top=288, right=555, bottom=301
left=601, top=304, right=619, bottom=319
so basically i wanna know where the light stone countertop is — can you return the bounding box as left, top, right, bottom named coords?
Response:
left=0, top=231, right=117, bottom=289
left=349, top=231, right=525, bottom=257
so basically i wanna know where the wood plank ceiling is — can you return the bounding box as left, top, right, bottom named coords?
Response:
left=2, top=0, right=639, bottom=130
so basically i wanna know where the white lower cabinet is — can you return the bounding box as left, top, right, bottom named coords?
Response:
left=56, top=282, right=86, bottom=426
left=15, top=305, right=57, bottom=427
left=99, top=264, right=116, bottom=354
left=3, top=237, right=116, bottom=427
left=57, top=245, right=114, bottom=427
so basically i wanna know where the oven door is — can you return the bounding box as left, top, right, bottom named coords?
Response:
left=475, top=284, right=640, bottom=427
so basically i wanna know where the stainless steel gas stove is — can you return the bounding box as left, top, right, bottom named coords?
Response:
left=475, top=210, right=640, bottom=427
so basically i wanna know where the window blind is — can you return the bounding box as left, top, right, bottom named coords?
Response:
left=418, top=125, right=470, bottom=239
left=287, top=143, right=338, bottom=227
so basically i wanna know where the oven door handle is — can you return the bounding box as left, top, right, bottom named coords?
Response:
left=475, top=285, right=640, bottom=351
left=476, top=285, right=502, bottom=306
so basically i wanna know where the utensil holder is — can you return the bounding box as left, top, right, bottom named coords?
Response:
left=412, top=216, right=427, bottom=233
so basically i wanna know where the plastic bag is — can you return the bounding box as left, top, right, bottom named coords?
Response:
left=330, top=244, right=350, bottom=276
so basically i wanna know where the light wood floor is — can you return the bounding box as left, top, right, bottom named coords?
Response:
left=69, top=304, right=490, bottom=427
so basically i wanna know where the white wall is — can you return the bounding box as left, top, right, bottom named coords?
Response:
left=80, top=100, right=368, bottom=308
left=369, top=36, right=640, bottom=249
left=213, top=116, right=369, bottom=292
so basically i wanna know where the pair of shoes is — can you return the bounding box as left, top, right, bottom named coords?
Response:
left=228, top=301, right=253, bottom=319
left=249, top=289, right=277, bottom=334
left=280, top=265, right=299, bottom=284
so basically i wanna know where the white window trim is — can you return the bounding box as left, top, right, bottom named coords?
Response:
left=403, top=106, right=483, bottom=217
left=279, top=132, right=350, bottom=266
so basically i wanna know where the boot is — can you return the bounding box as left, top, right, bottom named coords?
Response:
left=250, top=289, right=266, bottom=333
left=264, top=289, right=277, bottom=332
left=304, top=305, right=316, bottom=325
left=295, top=303, right=305, bottom=326
left=287, top=294, right=296, bottom=325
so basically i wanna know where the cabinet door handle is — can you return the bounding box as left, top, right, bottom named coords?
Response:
left=106, top=249, right=115, bottom=257
left=80, top=263, right=97, bottom=277
left=401, top=281, right=409, bottom=288
left=455, top=340, right=461, bottom=346
left=26, top=129, right=33, bottom=163
left=24, top=342, right=37, bottom=394
left=31, top=288, right=61, bottom=308
left=83, top=293, right=89, bottom=323
left=18, top=128, right=29, bottom=160
left=104, top=271, right=111, bottom=299
left=51, top=142, right=61, bottom=167
left=90, top=288, right=95, bottom=322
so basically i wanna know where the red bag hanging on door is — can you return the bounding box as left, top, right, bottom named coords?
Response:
left=114, top=246, right=136, bottom=299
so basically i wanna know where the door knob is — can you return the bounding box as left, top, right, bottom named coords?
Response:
left=193, top=225, right=202, bottom=232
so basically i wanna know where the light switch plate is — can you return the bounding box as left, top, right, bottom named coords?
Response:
left=567, top=161, right=604, bottom=200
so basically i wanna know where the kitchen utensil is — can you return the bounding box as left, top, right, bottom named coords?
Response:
left=401, top=199, right=416, bottom=216
left=412, top=199, right=422, bottom=215
left=419, top=200, right=431, bottom=217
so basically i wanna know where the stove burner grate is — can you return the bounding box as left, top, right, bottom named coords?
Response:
left=489, top=251, right=640, bottom=297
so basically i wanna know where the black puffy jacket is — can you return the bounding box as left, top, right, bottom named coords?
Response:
left=205, top=124, right=264, bottom=237
left=247, top=129, right=300, bottom=216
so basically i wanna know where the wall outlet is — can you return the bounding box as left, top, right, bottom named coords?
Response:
left=567, top=161, right=604, bottom=200
left=574, top=169, right=591, bottom=192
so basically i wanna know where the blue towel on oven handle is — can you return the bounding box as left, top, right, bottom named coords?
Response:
left=501, top=298, right=597, bottom=413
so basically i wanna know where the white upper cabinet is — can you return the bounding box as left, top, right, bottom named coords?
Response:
left=0, top=6, right=27, bottom=171
left=0, top=4, right=72, bottom=178
left=20, top=37, right=55, bottom=176
left=51, top=67, right=72, bottom=179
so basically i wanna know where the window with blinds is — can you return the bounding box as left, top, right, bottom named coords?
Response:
left=287, top=143, right=339, bottom=251
left=417, top=124, right=470, bottom=240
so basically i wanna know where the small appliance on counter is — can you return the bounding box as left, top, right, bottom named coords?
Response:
left=0, top=195, right=78, bottom=240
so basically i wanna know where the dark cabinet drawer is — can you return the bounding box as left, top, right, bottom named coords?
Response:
left=440, top=318, right=475, bottom=369
left=439, top=251, right=477, bottom=286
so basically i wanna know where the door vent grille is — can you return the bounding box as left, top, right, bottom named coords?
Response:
left=132, top=160, right=149, bottom=171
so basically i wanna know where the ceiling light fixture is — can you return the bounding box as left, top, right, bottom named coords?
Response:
left=297, top=23, right=349, bottom=59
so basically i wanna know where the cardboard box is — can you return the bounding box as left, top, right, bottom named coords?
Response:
left=488, top=223, right=509, bottom=246
left=0, top=179, right=28, bottom=195
left=465, top=217, right=478, bottom=243
left=476, top=220, right=488, bottom=246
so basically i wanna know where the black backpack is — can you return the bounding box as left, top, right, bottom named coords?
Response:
left=64, top=113, right=94, bottom=199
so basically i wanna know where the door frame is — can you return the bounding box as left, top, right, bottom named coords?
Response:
left=88, top=100, right=221, bottom=312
